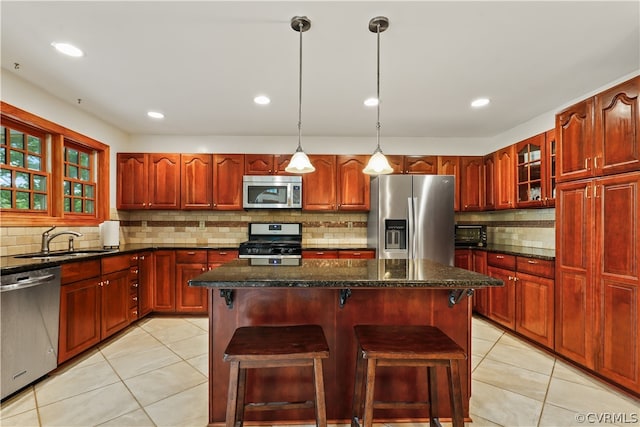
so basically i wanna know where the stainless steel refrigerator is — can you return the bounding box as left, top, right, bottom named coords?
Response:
left=367, top=175, right=455, bottom=265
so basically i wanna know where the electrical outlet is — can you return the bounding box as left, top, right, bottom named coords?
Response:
left=199, top=220, right=205, bottom=230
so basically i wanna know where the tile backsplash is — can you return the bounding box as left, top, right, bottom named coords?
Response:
left=1, top=208, right=554, bottom=257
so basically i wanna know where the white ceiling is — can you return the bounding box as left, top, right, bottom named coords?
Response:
left=2, top=1, right=639, bottom=139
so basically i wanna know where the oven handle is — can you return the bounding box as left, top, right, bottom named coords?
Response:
left=238, top=254, right=302, bottom=259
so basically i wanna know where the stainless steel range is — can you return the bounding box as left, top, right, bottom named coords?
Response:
left=238, top=223, right=302, bottom=266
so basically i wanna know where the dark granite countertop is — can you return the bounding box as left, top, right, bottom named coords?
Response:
left=188, top=258, right=503, bottom=289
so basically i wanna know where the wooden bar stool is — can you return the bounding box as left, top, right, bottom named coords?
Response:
left=223, top=324, right=330, bottom=427
left=351, top=325, right=466, bottom=427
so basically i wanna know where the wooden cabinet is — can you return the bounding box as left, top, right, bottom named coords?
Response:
left=483, top=154, right=496, bottom=210
left=454, top=248, right=472, bottom=270
left=472, top=251, right=489, bottom=316
left=337, top=249, right=375, bottom=259
left=403, top=156, right=438, bottom=174
left=460, top=156, right=484, bottom=211
left=100, top=254, right=133, bottom=338
left=303, top=249, right=375, bottom=259
left=181, top=154, right=213, bottom=209
left=437, top=156, right=460, bottom=211
left=516, top=133, right=545, bottom=208
left=337, top=155, right=370, bottom=211
left=302, top=250, right=339, bottom=259
left=116, top=153, right=148, bottom=209
left=59, top=260, right=101, bottom=363
left=303, top=155, right=337, bottom=211
left=494, top=146, right=516, bottom=209
left=544, top=129, right=557, bottom=206
left=175, top=250, right=208, bottom=313
left=557, top=76, right=639, bottom=182
left=137, top=251, right=153, bottom=317
left=515, top=257, right=554, bottom=349
left=213, top=154, right=244, bottom=210
left=244, top=154, right=292, bottom=175
left=487, top=253, right=517, bottom=329
left=116, top=153, right=180, bottom=209
left=556, top=172, right=640, bottom=392
left=208, top=249, right=239, bottom=270
left=153, top=250, right=176, bottom=312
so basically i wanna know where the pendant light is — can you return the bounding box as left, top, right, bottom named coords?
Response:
left=363, top=16, right=393, bottom=175
left=285, top=16, right=315, bottom=174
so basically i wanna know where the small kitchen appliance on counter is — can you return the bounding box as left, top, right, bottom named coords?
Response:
left=238, top=223, right=302, bottom=266
left=454, top=224, right=487, bottom=247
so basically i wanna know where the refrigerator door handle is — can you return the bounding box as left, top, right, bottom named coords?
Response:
left=407, top=197, right=414, bottom=259
left=412, top=197, right=418, bottom=259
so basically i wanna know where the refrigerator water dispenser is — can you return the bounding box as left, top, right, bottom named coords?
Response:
left=385, top=219, right=407, bottom=250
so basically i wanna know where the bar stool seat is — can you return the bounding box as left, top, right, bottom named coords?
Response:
left=351, top=325, right=467, bottom=427
left=224, top=324, right=329, bottom=427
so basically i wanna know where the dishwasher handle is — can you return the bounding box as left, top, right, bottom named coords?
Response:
left=0, top=274, right=57, bottom=293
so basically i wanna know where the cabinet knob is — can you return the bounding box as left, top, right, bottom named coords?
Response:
left=133, top=283, right=139, bottom=288
left=496, top=255, right=505, bottom=259
left=132, top=256, right=138, bottom=261
left=105, top=280, right=110, bottom=285
left=219, top=252, right=227, bottom=255
left=133, top=297, right=138, bottom=301
left=201, top=267, right=206, bottom=271
left=527, top=260, right=538, bottom=264
left=133, top=269, right=139, bottom=274
left=140, top=255, right=145, bottom=260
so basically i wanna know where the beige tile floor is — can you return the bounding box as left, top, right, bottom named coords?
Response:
left=1, top=316, right=638, bottom=427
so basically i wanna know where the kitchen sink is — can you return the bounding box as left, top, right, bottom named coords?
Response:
left=14, top=249, right=117, bottom=259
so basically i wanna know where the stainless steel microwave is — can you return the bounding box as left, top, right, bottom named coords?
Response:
left=242, top=175, right=302, bottom=209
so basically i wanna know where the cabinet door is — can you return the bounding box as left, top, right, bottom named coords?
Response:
left=487, top=265, right=516, bottom=329
left=245, top=154, right=274, bottom=175
left=516, top=272, right=554, bottom=349
left=274, top=154, right=293, bottom=175
left=594, top=76, right=640, bottom=176
left=116, top=153, right=148, bottom=209
left=495, top=146, right=516, bottom=209
left=555, top=180, right=595, bottom=368
left=208, top=249, right=239, bottom=269
left=437, top=156, right=460, bottom=211
left=556, top=98, right=595, bottom=182
left=472, top=250, right=489, bottom=316
left=337, top=250, right=375, bottom=259
left=337, top=155, right=369, bottom=211
left=404, top=156, right=438, bottom=174
left=181, top=154, right=213, bottom=209
left=594, top=172, right=640, bottom=392
left=302, top=250, right=338, bottom=259
left=460, top=156, right=484, bottom=211
left=213, top=154, right=244, bottom=210
left=544, top=129, right=557, bottom=206
left=454, top=249, right=472, bottom=270
left=101, top=269, right=130, bottom=339
left=58, top=277, right=101, bottom=364
left=176, top=263, right=208, bottom=313
left=303, top=155, right=337, bottom=210
left=385, top=155, right=405, bottom=174
left=148, top=153, right=180, bottom=209
left=153, top=250, right=176, bottom=311
left=483, top=154, right=496, bottom=210
left=516, top=134, right=545, bottom=208
left=138, top=251, right=154, bottom=317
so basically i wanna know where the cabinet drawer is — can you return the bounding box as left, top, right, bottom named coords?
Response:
left=61, top=260, right=101, bottom=284
left=302, top=250, right=338, bottom=259
left=176, top=250, right=208, bottom=263
left=102, top=254, right=132, bottom=274
left=208, top=250, right=238, bottom=262
left=487, top=252, right=516, bottom=269
left=338, top=250, right=376, bottom=259
left=516, top=256, right=554, bottom=278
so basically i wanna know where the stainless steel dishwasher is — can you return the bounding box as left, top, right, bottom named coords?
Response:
left=1, top=266, right=61, bottom=399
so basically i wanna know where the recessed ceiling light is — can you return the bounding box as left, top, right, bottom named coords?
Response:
left=51, top=42, right=84, bottom=58
left=471, top=98, right=490, bottom=108
left=147, top=111, right=165, bottom=119
left=364, top=97, right=379, bottom=107
left=254, top=95, right=271, bottom=105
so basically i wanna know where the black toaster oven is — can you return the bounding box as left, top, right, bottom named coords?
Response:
left=454, top=225, right=487, bottom=247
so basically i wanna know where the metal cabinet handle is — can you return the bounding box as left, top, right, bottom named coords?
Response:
left=496, top=255, right=505, bottom=259
left=527, top=260, right=538, bottom=264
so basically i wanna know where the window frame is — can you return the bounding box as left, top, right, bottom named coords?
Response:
left=0, top=102, right=109, bottom=226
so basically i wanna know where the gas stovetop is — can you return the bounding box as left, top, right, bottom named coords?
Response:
left=238, top=223, right=302, bottom=259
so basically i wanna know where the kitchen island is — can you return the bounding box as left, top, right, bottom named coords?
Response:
left=189, top=258, right=503, bottom=426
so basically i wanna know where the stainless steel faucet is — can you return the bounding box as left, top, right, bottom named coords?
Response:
left=41, top=226, right=83, bottom=254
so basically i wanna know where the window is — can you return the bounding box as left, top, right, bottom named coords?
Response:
left=0, top=122, right=49, bottom=213
left=1, top=102, right=109, bottom=226
left=64, top=142, right=96, bottom=215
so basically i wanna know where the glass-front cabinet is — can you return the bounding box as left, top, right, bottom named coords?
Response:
left=545, top=129, right=556, bottom=206
left=516, top=133, right=545, bottom=208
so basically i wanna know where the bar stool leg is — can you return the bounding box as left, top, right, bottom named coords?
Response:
left=351, top=346, right=366, bottom=427
left=448, top=360, right=464, bottom=427
left=427, top=365, right=439, bottom=425
left=363, top=358, right=377, bottom=427
left=313, top=358, right=328, bottom=427
left=226, top=361, right=240, bottom=427
left=236, top=365, right=247, bottom=427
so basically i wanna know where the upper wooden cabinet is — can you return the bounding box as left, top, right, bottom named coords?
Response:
left=494, top=146, right=516, bottom=210
left=212, top=154, right=244, bottom=210
left=437, top=156, right=460, bottom=211
left=116, top=153, right=180, bottom=209
left=181, top=154, right=213, bottom=209
left=337, top=155, right=370, bottom=211
left=483, top=154, right=496, bottom=210
left=460, top=156, right=484, bottom=211
left=303, top=155, right=337, bottom=211
left=557, top=75, right=639, bottom=182
left=245, top=154, right=292, bottom=175
left=403, top=156, right=438, bottom=174
left=544, top=129, right=557, bottom=206
left=516, top=133, right=545, bottom=208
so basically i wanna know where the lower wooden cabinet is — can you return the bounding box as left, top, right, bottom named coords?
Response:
left=487, top=254, right=517, bottom=330
left=514, top=257, right=555, bottom=349
left=176, top=250, right=208, bottom=313
left=153, top=250, right=176, bottom=312
left=137, top=251, right=154, bottom=317
left=303, top=249, right=376, bottom=259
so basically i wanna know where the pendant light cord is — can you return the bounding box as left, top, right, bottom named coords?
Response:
left=376, top=22, right=381, bottom=152
left=297, top=20, right=303, bottom=150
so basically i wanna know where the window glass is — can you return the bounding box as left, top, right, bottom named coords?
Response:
left=63, top=142, right=97, bottom=215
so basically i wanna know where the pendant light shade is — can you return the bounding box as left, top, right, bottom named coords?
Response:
left=285, top=16, right=315, bottom=174
left=363, top=16, right=393, bottom=176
